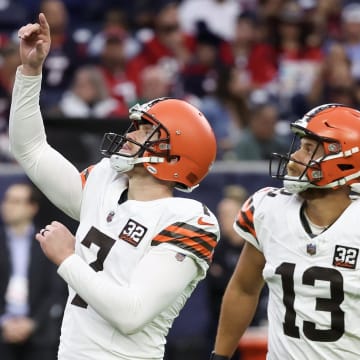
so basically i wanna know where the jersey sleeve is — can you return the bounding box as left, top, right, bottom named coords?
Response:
left=9, top=68, right=83, bottom=220
left=80, top=165, right=95, bottom=188
left=58, top=246, right=199, bottom=335
left=151, top=202, right=220, bottom=276
left=234, top=187, right=276, bottom=252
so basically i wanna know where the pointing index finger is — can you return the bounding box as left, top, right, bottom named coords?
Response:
left=38, top=12, right=50, bottom=34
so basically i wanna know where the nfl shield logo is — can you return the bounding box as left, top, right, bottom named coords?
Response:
left=306, top=243, right=316, bottom=255
left=175, top=253, right=186, bottom=262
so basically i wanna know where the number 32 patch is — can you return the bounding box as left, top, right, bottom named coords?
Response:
left=119, top=219, right=148, bottom=246
left=333, top=245, right=359, bottom=269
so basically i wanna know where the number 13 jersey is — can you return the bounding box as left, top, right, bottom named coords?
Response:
left=235, top=187, right=360, bottom=360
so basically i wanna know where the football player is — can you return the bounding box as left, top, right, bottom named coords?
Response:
left=211, top=103, right=360, bottom=360
left=10, top=14, right=220, bottom=360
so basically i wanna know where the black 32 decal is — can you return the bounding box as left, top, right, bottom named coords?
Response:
left=71, top=227, right=116, bottom=308
left=119, top=219, right=147, bottom=247
left=276, top=262, right=344, bottom=342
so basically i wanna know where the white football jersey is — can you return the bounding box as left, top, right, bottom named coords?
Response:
left=58, top=158, right=219, bottom=360
left=8, top=69, right=220, bottom=359
left=234, top=187, right=360, bottom=360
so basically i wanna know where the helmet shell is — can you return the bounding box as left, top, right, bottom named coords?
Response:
left=292, top=104, right=360, bottom=186
left=141, top=99, right=217, bottom=189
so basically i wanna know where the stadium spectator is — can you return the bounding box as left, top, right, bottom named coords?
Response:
left=271, top=0, right=324, bottom=120
left=339, top=2, right=360, bottom=81
left=39, top=0, right=87, bottom=113
left=0, top=41, right=21, bottom=162
left=134, top=65, right=173, bottom=104
left=230, top=11, right=277, bottom=89
left=0, top=42, right=20, bottom=128
left=0, top=1, right=27, bottom=36
left=56, top=65, right=128, bottom=118
left=95, top=26, right=138, bottom=112
left=233, top=103, right=288, bottom=160
left=200, top=65, right=251, bottom=159
left=129, top=1, right=195, bottom=98
left=294, top=42, right=356, bottom=115
left=51, top=64, right=129, bottom=165
left=178, top=0, right=242, bottom=41
left=311, top=0, right=343, bottom=42
left=181, top=21, right=232, bottom=99
left=87, top=8, right=140, bottom=63
left=0, top=182, right=67, bottom=360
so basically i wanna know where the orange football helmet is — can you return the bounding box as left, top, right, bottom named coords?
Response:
left=270, top=103, right=360, bottom=192
left=101, top=97, right=217, bottom=192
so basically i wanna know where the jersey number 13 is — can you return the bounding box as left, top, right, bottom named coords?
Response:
left=276, top=262, right=344, bottom=342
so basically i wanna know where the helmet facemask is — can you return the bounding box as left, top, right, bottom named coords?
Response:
left=100, top=101, right=173, bottom=173
left=271, top=103, right=360, bottom=193
left=270, top=131, right=329, bottom=193
left=271, top=127, right=360, bottom=194
left=100, top=122, right=170, bottom=160
left=100, top=97, right=217, bottom=192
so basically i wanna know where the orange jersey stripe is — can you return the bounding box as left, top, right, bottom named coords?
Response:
left=80, top=165, right=94, bottom=188
left=152, top=222, right=218, bottom=264
left=154, top=234, right=213, bottom=257
left=166, top=224, right=217, bottom=248
left=236, top=196, right=257, bottom=239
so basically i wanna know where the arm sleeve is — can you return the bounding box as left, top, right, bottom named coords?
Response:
left=9, top=67, right=83, bottom=220
left=233, top=195, right=261, bottom=250
left=57, top=246, right=199, bottom=334
left=233, top=187, right=278, bottom=252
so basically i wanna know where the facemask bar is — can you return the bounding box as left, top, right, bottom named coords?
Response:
left=269, top=132, right=324, bottom=184
left=100, top=117, right=171, bottom=161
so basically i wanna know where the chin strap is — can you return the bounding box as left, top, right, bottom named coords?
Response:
left=110, top=154, right=164, bottom=173
left=350, top=183, right=360, bottom=194
left=284, top=170, right=360, bottom=194
left=283, top=178, right=311, bottom=194
left=110, top=153, right=200, bottom=193
left=175, top=184, right=199, bottom=193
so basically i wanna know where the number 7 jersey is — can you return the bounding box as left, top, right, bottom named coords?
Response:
left=58, top=158, right=220, bottom=360
left=234, top=187, right=360, bottom=360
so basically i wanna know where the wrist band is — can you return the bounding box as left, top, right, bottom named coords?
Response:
left=210, top=351, right=230, bottom=360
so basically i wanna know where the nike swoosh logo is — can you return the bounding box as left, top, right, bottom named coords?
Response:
left=197, top=217, right=215, bottom=226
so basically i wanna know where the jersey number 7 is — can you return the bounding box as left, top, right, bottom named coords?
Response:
left=71, top=227, right=116, bottom=308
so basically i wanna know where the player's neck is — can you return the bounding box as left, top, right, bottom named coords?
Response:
left=127, top=174, right=173, bottom=201
left=303, top=192, right=352, bottom=228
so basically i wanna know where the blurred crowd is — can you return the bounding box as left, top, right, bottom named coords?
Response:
left=3, top=1, right=359, bottom=358
left=1, top=0, right=360, bottom=163
left=0, top=181, right=68, bottom=360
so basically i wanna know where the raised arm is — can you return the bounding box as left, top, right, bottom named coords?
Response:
left=18, top=12, right=51, bottom=76
left=9, top=13, right=83, bottom=220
